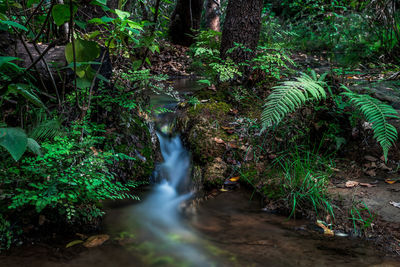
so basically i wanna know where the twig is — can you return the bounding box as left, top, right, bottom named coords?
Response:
left=13, top=26, right=48, bottom=92
left=140, top=0, right=161, bottom=68
left=31, top=42, right=61, bottom=106
left=24, top=0, right=46, bottom=27
left=25, top=40, right=59, bottom=71
left=32, top=0, right=54, bottom=43
left=69, top=0, right=80, bottom=110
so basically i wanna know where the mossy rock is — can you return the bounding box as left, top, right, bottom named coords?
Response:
left=104, top=111, right=155, bottom=181
left=188, top=101, right=231, bottom=120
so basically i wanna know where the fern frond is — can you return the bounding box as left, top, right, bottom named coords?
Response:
left=261, top=72, right=327, bottom=128
left=29, top=119, right=62, bottom=141
left=342, top=91, right=399, bottom=162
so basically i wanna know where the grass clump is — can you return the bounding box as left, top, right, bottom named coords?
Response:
left=273, top=147, right=334, bottom=218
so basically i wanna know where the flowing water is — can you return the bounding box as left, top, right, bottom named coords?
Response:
left=1, top=79, right=399, bottom=266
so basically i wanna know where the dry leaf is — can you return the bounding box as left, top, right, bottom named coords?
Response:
left=385, top=178, right=399, bottom=184
left=221, top=126, right=234, bottom=130
left=364, top=169, right=376, bottom=177
left=390, top=201, right=400, bottom=209
left=364, top=155, right=378, bottom=162
left=359, top=183, right=376, bottom=188
left=83, top=234, right=110, bottom=248
left=345, top=181, right=359, bottom=188
left=229, top=176, right=240, bottom=182
left=90, top=147, right=99, bottom=156
left=227, top=142, right=238, bottom=149
left=316, top=221, right=334, bottom=236
left=213, top=137, right=225, bottom=144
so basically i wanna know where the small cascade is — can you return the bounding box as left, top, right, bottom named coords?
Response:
left=132, top=120, right=213, bottom=265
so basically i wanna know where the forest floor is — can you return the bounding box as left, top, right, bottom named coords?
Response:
left=160, top=44, right=400, bottom=256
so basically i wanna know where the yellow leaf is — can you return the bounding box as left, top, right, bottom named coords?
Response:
left=385, top=178, right=397, bottom=184
left=66, top=239, right=84, bottom=248
left=316, top=221, right=334, bottom=236
left=229, top=176, right=240, bottom=182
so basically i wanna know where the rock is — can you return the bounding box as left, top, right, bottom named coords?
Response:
left=204, top=157, right=228, bottom=184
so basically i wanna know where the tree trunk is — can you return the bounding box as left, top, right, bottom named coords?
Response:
left=169, top=0, right=204, bottom=46
left=220, top=0, right=263, bottom=63
left=205, top=0, right=220, bottom=32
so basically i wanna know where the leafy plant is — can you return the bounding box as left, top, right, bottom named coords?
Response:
left=0, top=128, right=41, bottom=161
left=342, top=89, right=400, bottom=162
left=261, top=71, right=327, bottom=128
left=273, top=147, right=334, bottom=218
left=349, top=201, right=375, bottom=234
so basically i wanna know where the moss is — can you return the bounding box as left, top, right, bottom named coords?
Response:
left=188, top=101, right=231, bottom=119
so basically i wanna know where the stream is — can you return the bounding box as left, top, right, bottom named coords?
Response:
left=1, top=79, right=398, bottom=266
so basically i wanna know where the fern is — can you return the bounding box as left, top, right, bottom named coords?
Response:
left=261, top=71, right=327, bottom=128
left=342, top=90, right=399, bottom=162
left=29, top=119, right=62, bottom=141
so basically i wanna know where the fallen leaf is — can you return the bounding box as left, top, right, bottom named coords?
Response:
left=227, top=142, right=238, bottom=149
left=90, top=147, right=99, bottom=156
left=345, top=181, right=359, bottom=188
left=359, top=183, right=376, bottom=188
left=364, top=169, right=376, bottom=177
left=316, top=221, right=334, bottom=236
left=76, top=233, right=88, bottom=239
left=229, top=176, right=240, bottom=182
left=213, top=137, right=225, bottom=144
left=221, top=126, right=234, bottom=130
left=378, top=163, right=392, bottom=171
left=229, top=109, right=238, bottom=115
left=219, top=188, right=229, bottom=192
left=364, top=155, right=378, bottom=162
left=83, top=234, right=110, bottom=248
left=66, top=240, right=84, bottom=248
left=385, top=178, right=399, bottom=184
left=208, top=84, right=216, bottom=91
left=390, top=201, right=400, bottom=209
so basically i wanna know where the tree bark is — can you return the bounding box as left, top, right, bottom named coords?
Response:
left=220, top=0, right=263, bottom=63
left=169, top=0, right=204, bottom=46
left=205, top=0, right=220, bottom=32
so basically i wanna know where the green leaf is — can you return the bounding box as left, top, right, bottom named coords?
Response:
left=8, top=84, right=46, bottom=109
left=27, top=137, right=42, bottom=156
left=91, top=0, right=107, bottom=5
left=0, top=20, right=28, bottom=31
left=115, top=9, right=130, bottom=20
left=75, top=20, right=87, bottom=29
left=197, top=79, right=211, bottom=86
left=27, top=0, right=40, bottom=7
left=0, top=128, right=28, bottom=161
left=0, top=56, right=20, bottom=68
left=65, top=39, right=100, bottom=63
left=261, top=72, right=327, bottom=128
left=342, top=90, right=400, bottom=162
left=66, top=240, right=84, bottom=248
left=52, top=4, right=77, bottom=26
